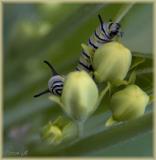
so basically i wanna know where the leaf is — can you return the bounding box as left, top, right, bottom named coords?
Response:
left=48, top=95, right=63, bottom=108
left=121, top=4, right=153, bottom=53
left=130, top=57, right=145, bottom=70
left=28, top=112, right=152, bottom=156
left=53, top=112, right=153, bottom=156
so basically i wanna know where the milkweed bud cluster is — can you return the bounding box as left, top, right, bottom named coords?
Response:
left=47, top=41, right=149, bottom=132
left=38, top=39, right=150, bottom=143
left=91, top=41, right=149, bottom=125
left=34, top=16, right=151, bottom=144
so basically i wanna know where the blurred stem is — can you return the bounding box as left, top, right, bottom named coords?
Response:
left=115, top=3, right=134, bottom=22
left=77, top=121, right=84, bottom=138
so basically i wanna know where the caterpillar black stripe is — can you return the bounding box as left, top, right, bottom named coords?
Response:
left=76, top=14, right=122, bottom=73
left=34, top=60, right=64, bottom=97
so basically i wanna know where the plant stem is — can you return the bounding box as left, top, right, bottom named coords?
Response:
left=97, top=82, right=110, bottom=107
left=77, top=121, right=84, bottom=138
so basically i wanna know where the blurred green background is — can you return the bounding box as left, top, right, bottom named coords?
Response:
left=3, top=2, right=153, bottom=157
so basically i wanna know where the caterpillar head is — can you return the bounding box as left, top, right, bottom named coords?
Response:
left=34, top=60, right=64, bottom=97
left=108, top=22, right=122, bottom=38
left=98, top=14, right=123, bottom=39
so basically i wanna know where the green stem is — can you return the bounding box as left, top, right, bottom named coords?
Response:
left=77, top=121, right=84, bottom=138
left=97, top=82, right=111, bottom=107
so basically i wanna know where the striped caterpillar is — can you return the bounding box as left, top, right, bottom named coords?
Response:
left=76, top=14, right=122, bottom=73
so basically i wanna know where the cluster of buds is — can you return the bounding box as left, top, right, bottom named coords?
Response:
left=41, top=41, right=150, bottom=142
left=91, top=41, right=149, bottom=126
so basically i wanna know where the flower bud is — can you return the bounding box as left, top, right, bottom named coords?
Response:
left=61, top=71, right=99, bottom=122
left=41, top=122, right=62, bottom=145
left=93, top=42, right=132, bottom=83
left=41, top=116, right=77, bottom=145
left=110, top=85, right=149, bottom=121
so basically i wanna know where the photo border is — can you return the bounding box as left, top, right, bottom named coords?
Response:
left=0, top=0, right=155, bottom=160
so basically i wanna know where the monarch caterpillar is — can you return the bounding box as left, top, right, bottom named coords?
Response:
left=34, top=60, right=64, bottom=97
left=34, top=15, right=122, bottom=97
left=76, top=14, right=123, bottom=73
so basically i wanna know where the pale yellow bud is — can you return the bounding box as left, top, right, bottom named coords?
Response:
left=93, top=42, right=132, bottom=83
left=41, top=122, right=62, bottom=145
left=41, top=116, right=78, bottom=145
left=61, top=71, right=99, bottom=122
left=110, top=85, right=149, bottom=121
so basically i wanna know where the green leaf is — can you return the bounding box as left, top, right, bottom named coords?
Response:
left=28, top=112, right=152, bottom=156
left=53, top=112, right=153, bottom=156
left=121, top=4, right=153, bottom=53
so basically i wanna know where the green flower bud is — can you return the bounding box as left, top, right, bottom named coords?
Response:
left=93, top=42, right=132, bottom=83
left=110, top=85, right=149, bottom=121
left=41, top=122, right=62, bottom=145
left=61, top=71, right=99, bottom=122
left=41, top=116, right=77, bottom=145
